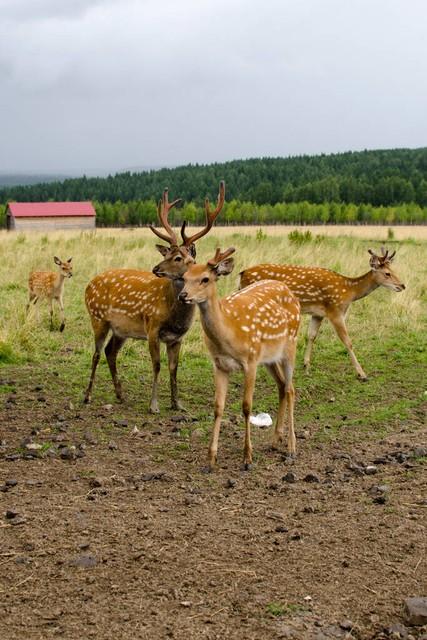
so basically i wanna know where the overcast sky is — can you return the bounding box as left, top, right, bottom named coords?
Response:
left=1, top=0, right=427, bottom=174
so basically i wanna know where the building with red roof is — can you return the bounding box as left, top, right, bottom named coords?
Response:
left=6, top=202, right=96, bottom=231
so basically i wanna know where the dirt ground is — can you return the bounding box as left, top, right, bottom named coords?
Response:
left=1, top=366, right=426, bottom=640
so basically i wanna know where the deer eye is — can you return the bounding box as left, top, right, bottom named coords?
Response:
left=385, top=272, right=391, bottom=277
left=174, top=256, right=183, bottom=262
left=201, top=277, right=209, bottom=284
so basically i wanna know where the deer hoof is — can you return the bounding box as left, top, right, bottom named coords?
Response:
left=241, top=462, right=252, bottom=472
left=171, top=401, right=187, bottom=412
left=201, top=465, right=214, bottom=474
left=83, top=395, right=91, bottom=404
left=149, top=406, right=160, bottom=414
left=358, top=374, right=368, bottom=382
left=283, top=452, right=296, bottom=463
left=59, top=323, right=65, bottom=332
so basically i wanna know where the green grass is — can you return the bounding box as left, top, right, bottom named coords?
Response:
left=266, top=602, right=307, bottom=617
left=0, top=227, right=426, bottom=448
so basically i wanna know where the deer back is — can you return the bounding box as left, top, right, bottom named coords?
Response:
left=29, top=271, right=59, bottom=297
left=240, top=264, right=352, bottom=308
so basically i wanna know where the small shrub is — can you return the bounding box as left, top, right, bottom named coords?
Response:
left=288, top=229, right=312, bottom=245
left=0, top=340, right=17, bottom=364
left=265, top=602, right=305, bottom=617
left=266, top=602, right=286, bottom=617
left=255, top=228, right=267, bottom=241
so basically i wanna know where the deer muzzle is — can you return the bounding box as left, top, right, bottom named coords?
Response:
left=178, top=290, right=193, bottom=304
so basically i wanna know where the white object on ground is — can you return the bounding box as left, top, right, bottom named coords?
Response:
left=249, top=413, right=273, bottom=427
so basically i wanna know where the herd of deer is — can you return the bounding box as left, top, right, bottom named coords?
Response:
left=27, top=182, right=405, bottom=470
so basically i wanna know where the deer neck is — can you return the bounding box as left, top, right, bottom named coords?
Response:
left=198, top=290, right=228, bottom=345
left=347, top=270, right=379, bottom=302
left=54, top=272, right=66, bottom=294
left=167, top=279, right=195, bottom=326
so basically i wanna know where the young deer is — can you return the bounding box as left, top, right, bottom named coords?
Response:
left=27, top=256, right=73, bottom=332
left=84, top=182, right=225, bottom=411
left=240, top=247, right=405, bottom=380
left=176, top=248, right=301, bottom=471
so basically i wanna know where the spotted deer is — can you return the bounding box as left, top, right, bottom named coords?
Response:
left=240, top=247, right=405, bottom=380
left=84, top=182, right=225, bottom=411
left=175, top=247, right=301, bottom=471
left=27, top=256, right=73, bottom=332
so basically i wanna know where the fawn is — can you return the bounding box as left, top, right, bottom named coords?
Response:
left=27, top=256, right=73, bottom=332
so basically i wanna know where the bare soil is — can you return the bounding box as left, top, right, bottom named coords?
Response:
left=1, top=366, right=426, bottom=640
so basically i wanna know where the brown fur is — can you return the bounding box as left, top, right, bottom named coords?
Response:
left=239, top=248, right=405, bottom=379
left=27, top=257, right=73, bottom=332
left=179, top=248, right=301, bottom=470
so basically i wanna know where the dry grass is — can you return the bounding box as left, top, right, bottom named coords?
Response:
left=0, top=226, right=425, bottom=362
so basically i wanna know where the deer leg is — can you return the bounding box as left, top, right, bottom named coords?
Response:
left=242, top=364, right=257, bottom=470
left=105, top=334, right=126, bottom=401
left=303, top=315, right=323, bottom=371
left=166, top=340, right=184, bottom=410
left=207, top=366, right=229, bottom=471
left=49, top=299, right=54, bottom=330
left=265, top=363, right=287, bottom=449
left=283, top=352, right=297, bottom=456
left=84, top=321, right=110, bottom=403
left=26, top=293, right=38, bottom=313
left=328, top=313, right=367, bottom=380
left=148, top=335, right=161, bottom=414
left=58, top=296, right=65, bottom=332
left=285, top=378, right=296, bottom=455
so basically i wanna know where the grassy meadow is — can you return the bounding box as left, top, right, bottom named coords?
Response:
left=0, top=225, right=426, bottom=450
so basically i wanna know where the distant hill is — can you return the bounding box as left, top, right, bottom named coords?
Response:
left=0, top=173, right=74, bottom=188
left=1, top=148, right=427, bottom=207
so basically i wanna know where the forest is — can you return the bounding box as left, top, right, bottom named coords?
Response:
left=1, top=147, right=427, bottom=225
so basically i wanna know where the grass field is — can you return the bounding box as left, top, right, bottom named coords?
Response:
left=0, top=225, right=426, bottom=423
left=0, top=226, right=426, bottom=639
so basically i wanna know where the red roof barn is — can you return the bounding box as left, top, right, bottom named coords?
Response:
left=6, top=202, right=96, bottom=231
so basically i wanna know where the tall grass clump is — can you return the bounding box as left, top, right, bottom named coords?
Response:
left=288, top=229, right=312, bottom=245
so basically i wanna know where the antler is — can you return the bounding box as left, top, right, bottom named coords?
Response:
left=368, top=247, right=396, bottom=263
left=149, top=188, right=182, bottom=245
left=207, top=246, right=236, bottom=266
left=181, top=181, right=225, bottom=247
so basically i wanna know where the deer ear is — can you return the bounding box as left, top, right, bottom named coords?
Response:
left=155, top=244, right=170, bottom=257
left=54, top=256, right=61, bottom=265
left=214, top=257, right=235, bottom=277
left=368, top=253, right=380, bottom=270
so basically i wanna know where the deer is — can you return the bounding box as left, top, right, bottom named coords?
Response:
left=239, top=247, right=405, bottom=380
left=83, top=182, right=225, bottom=411
left=174, top=247, right=301, bottom=471
left=27, top=256, right=73, bottom=332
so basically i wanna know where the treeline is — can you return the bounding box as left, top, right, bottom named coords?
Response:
left=1, top=200, right=426, bottom=227
left=2, top=148, right=427, bottom=208
left=92, top=200, right=427, bottom=226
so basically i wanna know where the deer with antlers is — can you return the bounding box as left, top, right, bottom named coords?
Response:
left=27, top=256, right=73, bottom=332
left=83, top=182, right=225, bottom=411
left=240, top=247, right=405, bottom=380
left=174, top=247, right=300, bottom=471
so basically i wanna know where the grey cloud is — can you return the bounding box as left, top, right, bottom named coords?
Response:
left=0, top=0, right=113, bottom=21
left=1, top=0, right=427, bottom=172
